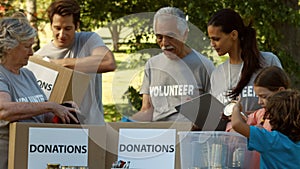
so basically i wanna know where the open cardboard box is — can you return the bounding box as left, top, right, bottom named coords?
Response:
left=8, top=122, right=106, bottom=169
left=8, top=122, right=192, bottom=169
left=26, top=56, right=90, bottom=105
left=105, top=122, right=193, bottom=169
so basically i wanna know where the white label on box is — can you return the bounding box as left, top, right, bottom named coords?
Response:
left=28, top=128, right=89, bottom=169
left=118, top=128, right=176, bottom=169
left=25, top=61, right=58, bottom=99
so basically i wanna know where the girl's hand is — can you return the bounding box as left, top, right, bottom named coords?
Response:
left=233, top=97, right=248, bottom=121
left=233, top=97, right=242, bottom=113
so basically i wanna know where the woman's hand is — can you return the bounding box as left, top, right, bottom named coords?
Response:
left=62, top=101, right=79, bottom=110
left=50, top=102, right=80, bottom=124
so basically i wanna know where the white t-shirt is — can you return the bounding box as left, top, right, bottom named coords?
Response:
left=36, top=32, right=106, bottom=124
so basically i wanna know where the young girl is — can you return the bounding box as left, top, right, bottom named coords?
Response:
left=207, top=9, right=282, bottom=113
left=247, top=66, right=290, bottom=131
left=226, top=66, right=290, bottom=132
left=232, top=89, right=300, bottom=168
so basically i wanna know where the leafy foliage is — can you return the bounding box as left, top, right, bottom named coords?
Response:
left=0, top=0, right=15, bottom=17
left=122, top=86, right=142, bottom=111
left=103, top=104, right=122, bottom=122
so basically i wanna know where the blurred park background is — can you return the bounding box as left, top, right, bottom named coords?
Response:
left=1, top=0, right=300, bottom=122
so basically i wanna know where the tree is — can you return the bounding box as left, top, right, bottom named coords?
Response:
left=77, top=0, right=169, bottom=51
left=26, top=0, right=40, bottom=50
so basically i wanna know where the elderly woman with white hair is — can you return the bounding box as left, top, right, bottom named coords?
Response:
left=0, top=13, right=79, bottom=169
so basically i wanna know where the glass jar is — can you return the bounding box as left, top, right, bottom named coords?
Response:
left=47, top=163, right=60, bottom=169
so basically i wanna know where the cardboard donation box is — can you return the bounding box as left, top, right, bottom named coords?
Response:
left=8, top=122, right=106, bottom=169
left=105, top=122, right=193, bottom=169
left=26, top=57, right=90, bottom=105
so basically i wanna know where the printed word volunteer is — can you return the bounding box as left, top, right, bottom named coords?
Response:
left=150, top=85, right=194, bottom=97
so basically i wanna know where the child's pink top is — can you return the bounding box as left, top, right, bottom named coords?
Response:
left=226, top=108, right=272, bottom=132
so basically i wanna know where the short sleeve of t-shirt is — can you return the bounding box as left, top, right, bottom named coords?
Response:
left=0, top=75, right=10, bottom=93
left=248, top=126, right=274, bottom=152
left=140, top=61, right=151, bottom=94
left=72, top=32, right=105, bottom=58
left=261, top=51, right=282, bottom=68
left=87, top=32, right=105, bottom=49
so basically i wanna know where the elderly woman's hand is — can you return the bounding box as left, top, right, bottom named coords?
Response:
left=61, top=101, right=79, bottom=109
left=50, top=102, right=81, bottom=124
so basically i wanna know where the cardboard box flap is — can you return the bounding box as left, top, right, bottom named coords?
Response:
left=28, top=56, right=90, bottom=105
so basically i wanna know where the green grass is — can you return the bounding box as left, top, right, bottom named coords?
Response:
left=103, top=52, right=142, bottom=122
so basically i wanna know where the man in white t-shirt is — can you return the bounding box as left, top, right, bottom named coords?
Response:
left=35, top=0, right=116, bottom=124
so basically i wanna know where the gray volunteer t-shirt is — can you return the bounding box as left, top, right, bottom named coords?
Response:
left=210, top=51, right=282, bottom=112
left=36, top=32, right=106, bottom=124
left=0, top=65, right=48, bottom=169
left=140, top=49, right=215, bottom=121
left=0, top=65, right=48, bottom=126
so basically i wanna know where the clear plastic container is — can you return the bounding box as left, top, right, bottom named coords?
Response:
left=178, top=131, right=259, bottom=169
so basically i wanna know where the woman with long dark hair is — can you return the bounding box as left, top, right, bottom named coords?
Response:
left=207, top=8, right=282, bottom=113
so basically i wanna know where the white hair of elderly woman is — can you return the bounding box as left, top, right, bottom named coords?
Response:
left=0, top=12, right=36, bottom=58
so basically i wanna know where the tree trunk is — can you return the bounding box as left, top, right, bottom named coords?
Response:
left=272, top=0, right=300, bottom=87
left=26, top=0, right=40, bottom=51
left=108, top=22, right=120, bottom=52
left=278, top=0, right=300, bottom=64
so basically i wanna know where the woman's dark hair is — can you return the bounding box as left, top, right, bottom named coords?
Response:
left=254, top=66, right=290, bottom=91
left=47, top=0, right=80, bottom=29
left=266, top=89, right=300, bottom=142
left=208, top=8, right=263, bottom=98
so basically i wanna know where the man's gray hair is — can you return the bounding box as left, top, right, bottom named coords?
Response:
left=153, top=7, right=188, bottom=36
left=0, top=13, right=36, bottom=58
